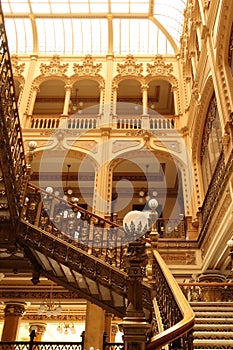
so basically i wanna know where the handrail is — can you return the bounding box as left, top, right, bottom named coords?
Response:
left=147, top=250, right=195, bottom=349
left=27, top=183, right=120, bottom=228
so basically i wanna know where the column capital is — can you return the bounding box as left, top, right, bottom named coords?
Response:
left=29, top=322, right=47, bottom=335
left=4, top=301, right=27, bottom=317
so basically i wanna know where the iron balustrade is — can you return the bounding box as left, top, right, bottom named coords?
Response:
left=0, top=6, right=28, bottom=220
left=22, top=183, right=126, bottom=268
left=0, top=342, right=84, bottom=350
left=147, top=249, right=194, bottom=349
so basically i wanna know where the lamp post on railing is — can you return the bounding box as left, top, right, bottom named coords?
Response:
left=119, top=210, right=151, bottom=350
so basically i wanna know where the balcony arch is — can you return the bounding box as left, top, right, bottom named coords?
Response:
left=32, top=78, right=66, bottom=116
left=114, top=78, right=143, bottom=116
left=109, top=147, right=186, bottom=238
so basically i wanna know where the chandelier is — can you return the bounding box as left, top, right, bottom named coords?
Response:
left=37, top=282, right=62, bottom=317
left=69, top=88, right=83, bottom=114
left=57, top=322, right=76, bottom=335
left=37, top=300, right=62, bottom=317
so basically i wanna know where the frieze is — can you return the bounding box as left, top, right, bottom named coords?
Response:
left=73, top=55, right=102, bottom=75
left=112, top=140, right=140, bottom=153
left=160, top=251, right=196, bottom=265
left=40, top=55, right=68, bottom=76
left=67, top=140, right=98, bottom=153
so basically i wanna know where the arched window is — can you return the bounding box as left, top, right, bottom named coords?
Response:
left=200, top=93, right=222, bottom=192
left=228, top=23, right=233, bottom=74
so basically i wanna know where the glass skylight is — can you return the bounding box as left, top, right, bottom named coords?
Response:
left=1, top=0, right=187, bottom=55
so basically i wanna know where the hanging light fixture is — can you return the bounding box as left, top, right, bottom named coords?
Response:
left=37, top=283, right=62, bottom=317
left=57, top=322, right=76, bottom=335
left=69, top=88, right=83, bottom=114
left=138, top=165, right=157, bottom=203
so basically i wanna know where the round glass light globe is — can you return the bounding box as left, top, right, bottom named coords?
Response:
left=148, top=198, right=158, bottom=210
left=45, top=186, right=53, bottom=194
left=123, top=210, right=148, bottom=233
left=28, top=140, right=37, bottom=149
left=227, top=239, right=233, bottom=247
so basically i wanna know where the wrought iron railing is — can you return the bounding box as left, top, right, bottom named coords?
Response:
left=0, top=342, right=84, bottom=350
left=147, top=248, right=195, bottom=349
left=0, top=5, right=28, bottom=222
left=22, top=183, right=126, bottom=267
left=200, top=151, right=233, bottom=240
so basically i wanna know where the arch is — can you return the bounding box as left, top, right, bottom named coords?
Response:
left=215, top=0, right=233, bottom=119
left=112, top=74, right=145, bottom=89
left=108, top=145, right=188, bottom=225
left=70, top=74, right=105, bottom=88
left=68, top=77, right=103, bottom=116
left=32, top=78, right=66, bottom=115
left=192, top=75, right=214, bottom=161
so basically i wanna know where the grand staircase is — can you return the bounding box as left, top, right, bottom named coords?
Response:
left=5, top=3, right=231, bottom=349
left=191, top=302, right=233, bottom=349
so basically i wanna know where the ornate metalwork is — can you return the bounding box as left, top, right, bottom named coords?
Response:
left=0, top=342, right=84, bottom=350
left=201, top=151, right=233, bottom=236
left=148, top=253, right=191, bottom=348
left=0, top=9, right=27, bottom=224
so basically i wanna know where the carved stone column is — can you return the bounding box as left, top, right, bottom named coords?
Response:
left=62, top=84, right=72, bottom=117
left=142, top=84, right=148, bottom=116
left=1, top=302, right=27, bottom=341
left=104, top=313, right=112, bottom=342
left=98, top=85, right=104, bottom=116
left=29, top=322, right=47, bottom=341
left=119, top=240, right=150, bottom=350
left=84, top=302, right=105, bottom=350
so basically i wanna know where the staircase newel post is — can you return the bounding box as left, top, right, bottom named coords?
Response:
left=80, top=331, right=85, bottom=350
left=102, top=332, right=108, bottom=350
left=119, top=211, right=151, bottom=350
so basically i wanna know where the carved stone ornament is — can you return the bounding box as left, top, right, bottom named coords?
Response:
left=117, top=54, right=143, bottom=76
left=4, top=302, right=27, bottom=317
left=73, top=55, right=102, bottom=75
left=10, top=55, right=25, bottom=75
left=40, top=55, right=68, bottom=76
left=147, top=55, right=173, bottom=75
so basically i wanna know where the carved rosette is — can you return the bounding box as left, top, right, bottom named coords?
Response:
left=4, top=302, right=27, bottom=317
left=117, top=54, right=143, bottom=76
left=146, top=55, right=173, bottom=76
left=40, top=55, right=68, bottom=75
left=73, top=55, right=102, bottom=75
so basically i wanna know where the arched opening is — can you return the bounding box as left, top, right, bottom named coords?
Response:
left=33, top=79, right=65, bottom=115
left=116, top=79, right=142, bottom=115
left=148, top=79, right=174, bottom=116
left=111, top=151, right=185, bottom=238
left=69, top=79, right=100, bottom=116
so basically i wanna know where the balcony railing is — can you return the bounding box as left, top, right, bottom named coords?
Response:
left=27, top=115, right=177, bottom=131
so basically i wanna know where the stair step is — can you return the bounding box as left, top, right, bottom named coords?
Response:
left=194, top=311, right=233, bottom=317
left=193, top=330, right=233, bottom=339
left=195, top=319, right=233, bottom=326
left=194, top=324, right=233, bottom=331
